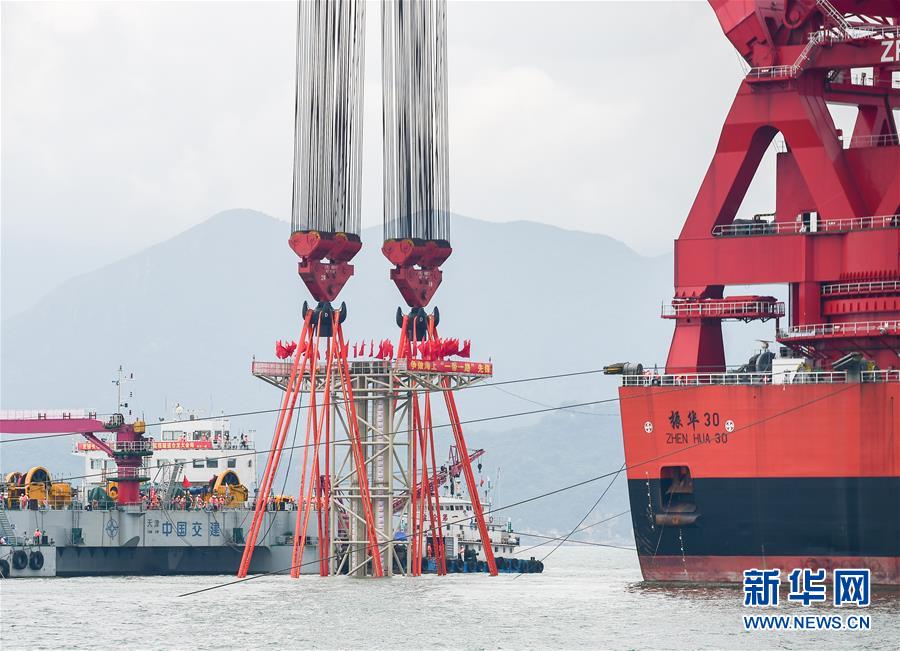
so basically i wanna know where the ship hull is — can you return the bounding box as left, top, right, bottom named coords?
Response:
left=52, top=543, right=299, bottom=576
left=619, top=382, right=900, bottom=584
left=3, top=506, right=314, bottom=576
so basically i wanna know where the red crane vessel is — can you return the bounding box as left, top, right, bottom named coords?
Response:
left=609, top=0, right=899, bottom=584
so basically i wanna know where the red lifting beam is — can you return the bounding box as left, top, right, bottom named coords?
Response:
left=289, top=231, right=362, bottom=302
left=383, top=239, right=452, bottom=308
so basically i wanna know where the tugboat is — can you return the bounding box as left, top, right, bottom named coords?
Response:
left=413, top=452, right=542, bottom=574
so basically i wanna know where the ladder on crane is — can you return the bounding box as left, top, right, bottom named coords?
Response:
left=748, top=0, right=899, bottom=80
left=159, top=461, right=185, bottom=504
left=816, top=0, right=898, bottom=40
left=0, top=501, right=18, bottom=541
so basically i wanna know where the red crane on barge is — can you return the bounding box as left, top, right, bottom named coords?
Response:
left=608, top=0, right=899, bottom=584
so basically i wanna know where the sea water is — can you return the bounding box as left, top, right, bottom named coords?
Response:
left=1, top=546, right=897, bottom=649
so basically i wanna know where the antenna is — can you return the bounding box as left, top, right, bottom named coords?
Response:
left=111, top=365, right=134, bottom=414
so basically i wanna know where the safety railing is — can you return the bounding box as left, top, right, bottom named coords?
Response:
left=662, top=300, right=784, bottom=319
left=746, top=1, right=899, bottom=81
left=845, top=134, right=900, bottom=149
left=105, top=463, right=152, bottom=479
left=821, top=280, right=900, bottom=296
left=75, top=440, right=153, bottom=453
left=252, top=358, right=493, bottom=378
left=0, top=409, right=97, bottom=420
left=845, top=73, right=900, bottom=89
left=778, top=320, right=900, bottom=339
left=861, top=370, right=900, bottom=383
left=621, top=371, right=849, bottom=387
left=747, top=64, right=799, bottom=80
left=713, top=214, right=900, bottom=237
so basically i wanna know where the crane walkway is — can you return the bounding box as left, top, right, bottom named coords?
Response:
left=747, top=0, right=900, bottom=80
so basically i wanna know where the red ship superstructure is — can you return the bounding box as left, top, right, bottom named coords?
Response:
left=608, top=0, right=899, bottom=584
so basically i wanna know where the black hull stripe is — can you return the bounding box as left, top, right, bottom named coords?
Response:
left=628, top=477, right=900, bottom=557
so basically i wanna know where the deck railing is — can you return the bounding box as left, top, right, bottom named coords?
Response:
left=712, top=214, right=899, bottom=237
left=845, top=133, right=900, bottom=148
left=861, top=370, right=900, bottom=383
left=623, top=369, right=899, bottom=387
left=778, top=320, right=900, bottom=339
left=821, top=280, right=900, bottom=296
left=662, top=300, right=784, bottom=319
left=0, top=409, right=97, bottom=420
left=621, top=371, right=848, bottom=387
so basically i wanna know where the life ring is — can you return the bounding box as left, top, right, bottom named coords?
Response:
left=29, top=550, right=44, bottom=571
left=0, top=559, right=9, bottom=577
left=12, top=549, right=28, bottom=570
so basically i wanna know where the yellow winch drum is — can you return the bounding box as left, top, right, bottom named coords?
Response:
left=24, top=466, right=52, bottom=502
left=211, top=470, right=248, bottom=507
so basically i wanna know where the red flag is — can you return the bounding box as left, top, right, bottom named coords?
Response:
left=284, top=341, right=297, bottom=357
left=369, top=340, right=375, bottom=357
left=459, top=340, right=471, bottom=358
left=275, top=340, right=287, bottom=359
left=441, top=338, right=460, bottom=358
left=384, top=340, right=394, bottom=360
left=353, top=343, right=358, bottom=357
left=181, top=476, right=190, bottom=488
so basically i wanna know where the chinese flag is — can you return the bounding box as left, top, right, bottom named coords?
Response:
left=181, top=476, right=190, bottom=488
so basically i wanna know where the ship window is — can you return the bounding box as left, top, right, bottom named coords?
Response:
left=193, top=459, right=204, bottom=468
left=207, top=458, right=219, bottom=468
left=659, top=466, right=696, bottom=513
left=227, top=458, right=236, bottom=468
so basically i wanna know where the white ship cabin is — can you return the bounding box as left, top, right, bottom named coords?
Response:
left=74, top=417, right=258, bottom=491
left=421, top=492, right=519, bottom=558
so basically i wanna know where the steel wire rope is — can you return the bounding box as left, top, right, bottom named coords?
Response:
left=1, top=383, right=698, bottom=485
left=175, top=384, right=853, bottom=597
left=0, top=367, right=620, bottom=444
left=515, top=510, right=633, bottom=555
left=511, top=461, right=627, bottom=579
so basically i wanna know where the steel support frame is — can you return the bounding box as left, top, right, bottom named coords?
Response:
left=667, top=5, right=900, bottom=373
left=255, top=360, right=487, bottom=577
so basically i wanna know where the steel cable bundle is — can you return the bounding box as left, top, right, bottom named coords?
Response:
left=291, top=0, right=366, bottom=237
left=382, top=0, right=451, bottom=243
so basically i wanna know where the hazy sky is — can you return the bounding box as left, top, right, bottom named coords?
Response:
left=2, top=1, right=799, bottom=315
